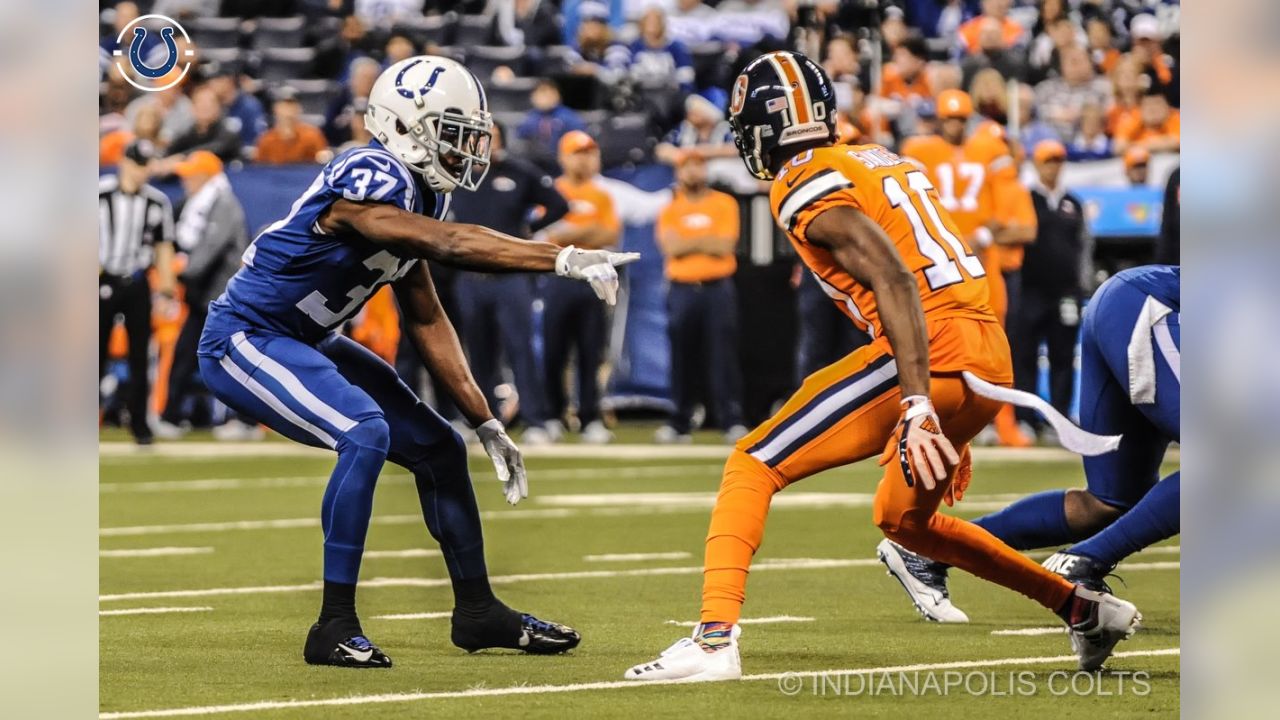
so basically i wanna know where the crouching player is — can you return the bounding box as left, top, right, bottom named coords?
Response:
left=880, top=265, right=1179, bottom=619
left=197, top=56, right=637, bottom=667
left=623, top=51, right=1140, bottom=683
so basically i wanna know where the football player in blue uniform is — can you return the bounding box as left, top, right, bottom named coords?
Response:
left=880, top=265, right=1179, bottom=623
left=197, top=56, right=638, bottom=667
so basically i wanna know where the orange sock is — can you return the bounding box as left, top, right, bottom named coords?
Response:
left=701, top=450, right=787, bottom=624
left=878, top=507, right=1074, bottom=611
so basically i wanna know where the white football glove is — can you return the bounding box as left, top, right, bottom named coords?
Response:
left=555, top=245, right=641, bottom=306
left=475, top=419, right=528, bottom=505
left=879, top=395, right=960, bottom=491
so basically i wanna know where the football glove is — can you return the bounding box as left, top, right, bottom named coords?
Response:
left=555, top=245, right=641, bottom=306
left=879, top=395, right=960, bottom=491
left=476, top=419, right=528, bottom=505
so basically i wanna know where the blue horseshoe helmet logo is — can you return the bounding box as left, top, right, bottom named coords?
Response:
left=395, top=60, right=447, bottom=100
left=129, top=26, right=179, bottom=79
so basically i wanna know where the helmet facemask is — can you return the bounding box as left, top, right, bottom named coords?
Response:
left=729, top=116, right=773, bottom=181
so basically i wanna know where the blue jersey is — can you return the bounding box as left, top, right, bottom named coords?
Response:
left=1109, top=264, right=1179, bottom=313
left=201, top=142, right=449, bottom=354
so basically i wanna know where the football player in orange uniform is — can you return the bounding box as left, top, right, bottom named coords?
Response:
left=623, top=52, right=1139, bottom=683
left=901, top=89, right=1037, bottom=446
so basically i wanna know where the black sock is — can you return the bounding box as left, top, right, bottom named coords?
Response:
left=318, top=580, right=358, bottom=625
left=452, top=576, right=498, bottom=618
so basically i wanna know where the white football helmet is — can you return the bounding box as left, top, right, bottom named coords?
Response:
left=365, top=55, right=493, bottom=193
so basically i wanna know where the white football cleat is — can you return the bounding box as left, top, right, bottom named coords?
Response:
left=877, top=539, right=969, bottom=623
left=623, top=625, right=742, bottom=682
left=1065, top=585, right=1142, bottom=671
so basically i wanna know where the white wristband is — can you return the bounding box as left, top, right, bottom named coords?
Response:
left=901, top=395, right=934, bottom=421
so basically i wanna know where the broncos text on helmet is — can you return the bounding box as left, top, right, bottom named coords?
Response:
left=728, top=51, right=837, bottom=181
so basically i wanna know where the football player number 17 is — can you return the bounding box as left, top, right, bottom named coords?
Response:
left=883, top=171, right=986, bottom=290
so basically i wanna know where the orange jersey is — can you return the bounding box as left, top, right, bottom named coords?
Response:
left=555, top=177, right=621, bottom=232
left=656, top=188, right=739, bottom=283
left=770, top=144, right=1008, bottom=380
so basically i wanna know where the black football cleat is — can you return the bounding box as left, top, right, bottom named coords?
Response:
left=451, top=603, right=581, bottom=654
left=304, top=620, right=392, bottom=668
left=1041, top=551, right=1117, bottom=594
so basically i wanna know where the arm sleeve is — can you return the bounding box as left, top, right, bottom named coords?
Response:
left=324, top=152, right=416, bottom=212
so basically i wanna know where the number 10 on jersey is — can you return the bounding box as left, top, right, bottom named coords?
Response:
left=883, top=171, right=986, bottom=291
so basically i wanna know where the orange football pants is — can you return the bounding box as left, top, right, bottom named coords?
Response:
left=701, top=327, right=1074, bottom=624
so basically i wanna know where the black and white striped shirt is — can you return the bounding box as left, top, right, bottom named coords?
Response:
left=98, top=175, right=175, bottom=277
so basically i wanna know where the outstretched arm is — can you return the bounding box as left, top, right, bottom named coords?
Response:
left=804, top=205, right=959, bottom=489
left=322, top=198, right=560, bottom=272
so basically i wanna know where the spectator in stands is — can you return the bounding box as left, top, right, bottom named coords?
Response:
left=880, top=35, right=934, bottom=138
left=353, top=0, right=424, bottom=29
left=1123, top=146, right=1151, bottom=187
left=1034, top=44, right=1112, bottom=141
left=1114, top=87, right=1179, bottom=154
left=324, top=56, right=380, bottom=147
left=101, top=3, right=159, bottom=62
left=205, top=63, right=268, bottom=148
left=1066, top=103, right=1112, bottom=161
left=313, top=14, right=375, bottom=83
left=713, top=0, right=790, bottom=47
left=667, top=0, right=718, bottom=45
left=1027, top=15, right=1080, bottom=85
left=930, top=62, right=964, bottom=95
left=1014, top=139, right=1090, bottom=441
left=568, top=2, right=618, bottom=77
left=125, top=71, right=194, bottom=147
left=823, top=36, right=861, bottom=114
left=334, top=99, right=373, bottom=154
left=1106, top=53, right=1144, bottom=137
left=655, top=150, right=746, bottom=445
left=255, top=88, right=329, bottom=164
left=656, top=91, right=735, bottom=164
left=1014, top=82, right=1061, bottom=154
left=610, top=7, right=696, bottom=95
left=880, top=6, right=910, bottom=55
left=152, top=0, right=220, bottom=20
left=165, top=84, right=243, bottom=163
left=541, top=131, right=622, bottom=444
left=967, top=67, right=1009, bottom=125
left=383, top=32, right=417, bottom=68
left=1129, top=13, right=1176, bottom=104
left=516, top=79, right=587, bottom=159
left=957, top=0, right=1027, bottom=56
left=960, top=16, right=1027, bottom=87
left=1086, top=16, right=1120, bottom=75
left=491, top=0, right=563, bottom=48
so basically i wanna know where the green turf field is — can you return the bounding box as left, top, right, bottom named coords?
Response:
left=99, top=439, right=1179, bottom=718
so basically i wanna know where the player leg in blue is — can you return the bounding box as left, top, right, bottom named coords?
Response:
left=317, top=334, right=580, bottom=655
left=199, top=329, right=394, bottom=667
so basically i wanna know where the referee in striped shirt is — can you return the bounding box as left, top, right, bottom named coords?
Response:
left=99, top=140, right=177, bottom=444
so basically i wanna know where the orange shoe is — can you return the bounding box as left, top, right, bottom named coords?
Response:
left=993, top=404, right=1033, bottom=447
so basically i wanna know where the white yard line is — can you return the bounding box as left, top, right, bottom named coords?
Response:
left=100, top=606, right=212, bottom=617
left=665, top=615, right=814, bottom=627
left=99, top=492, right=1025, bottom=537
left=100, top=547, right=214, bottom=558
left=99, top=558, right=880, bottom=603
left=991, top=627, right=1066, bottom=636
left=103, top=441, right=1173, bottom=464
left=97, top=648, right=1179, bottom=719
left=584, top=552, right=692, bottom=562
left=364, top=549, right=440, bottom=559
left=99, top=464, right=724, bottom=494
left=371, top=611, right=452, bottom=621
